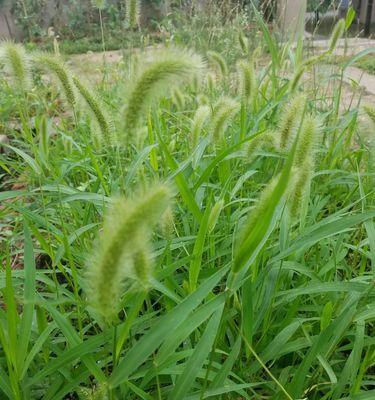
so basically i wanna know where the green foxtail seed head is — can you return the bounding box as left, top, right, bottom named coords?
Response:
left=73, top=76, right=113, bottom=141
left=126, top=0, right=140, bottom=29
left=87, top=183, right=172, bottom=323
left=288, top=159, right=313, bottom=219
left=0, top=41, right=31, bottom=90
left=34, top=53, right=76, bottom=110
left=123, top=47, right=204, bottom=139
left=278, top=95, right=306, bottom=150
left=207, top=199, right=224, bottom=233
left=237, top=60, right=256, bottom=105
left=172, top=87, right=186, bottom=110
left=191, top=104, right=211, bottom=148
left=238, top=31, right=248, bottom=54
left=247, top=131, right=277, bottom=162
left=211, top=97, right=239, bottom=144
left=206, top=51, right=228, bottom=76
left=329, top=19, right=345, bottom=53
left=294, top=116, right=321, bottom=168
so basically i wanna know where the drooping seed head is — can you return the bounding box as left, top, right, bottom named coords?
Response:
left=87, top=183, right=172, bottom=323
left=34, top=53, right=76, bottom=110
left=123, top=47, right=204, bottom=140
left=206, top=72, right=216, bottom=93
left=172, top=87, right=186, bottom=110
left=328, top=19, right=345, bottom=53
left=363, top=105, right=375, bottom=125
left=73, top=76, right=113, bottom=141
left=237, top=60, right=256, bottom=105
left=210, top=97, right=239, bottom=144
left=288, top=158, right=314, bottom=219
left=207, top=51, right=228, bottom=77
left=0, top=41, right=31, bottom=91
left=238, top=31, right=249, bottom=55
left=294, top=115, right=321, bottom=168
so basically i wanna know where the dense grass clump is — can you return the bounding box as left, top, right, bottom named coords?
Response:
left=0, top=13, right=374, bottom=400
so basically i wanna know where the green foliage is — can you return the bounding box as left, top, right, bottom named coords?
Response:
left=0, top=11, right=374, bottom=400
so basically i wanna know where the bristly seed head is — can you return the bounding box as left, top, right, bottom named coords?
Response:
left=123, top=47, right=204, bottom=141
left=86, top=183, right=172, bottom=323
left=278, top=95, right=306, bottom=150
left=0, top=41, right=31, bottom=91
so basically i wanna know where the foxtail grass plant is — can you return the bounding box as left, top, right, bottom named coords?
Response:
left=206, top=50, right=228, bottom=77
left=34, top=53, right=76, bottom=111
left=278, top=95, right=305, bottom=150
left=73, top=76, right=113, bottom=141
left=123, top=47, right=203, bottom=140
left=0, top=41, right=31, bottom=91
left=86, top=183, right=172, bottom=323
left=328, top=19, right=346, bottom=53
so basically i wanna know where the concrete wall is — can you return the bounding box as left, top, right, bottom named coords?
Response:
left=358, top=0, right=375, bottom=24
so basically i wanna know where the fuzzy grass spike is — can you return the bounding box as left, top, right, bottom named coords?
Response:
left=73, top=76, right=112, bottom=140
left=278, top=95, right=305, bottom=150
left=207, top=51, right=228, bottom=76
left=34, top=53, right=76, bottom=110
left=87, top=183, right=172, bottom=322
left=211, top=97, right=239, bottom=143
left=237, top=60, right=256, bottom=105
left=123, top=47, right=203, bottom=139
left=0, top=41, right=31, bottom=90
left=328, top=19, right=345, bottom=53
left=191, top=105, right=211, bottom=147
left=294, top=116, right=320, bottom=168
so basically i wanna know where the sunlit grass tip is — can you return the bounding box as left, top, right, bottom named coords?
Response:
left=210, top=96, right=239, bottom=144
